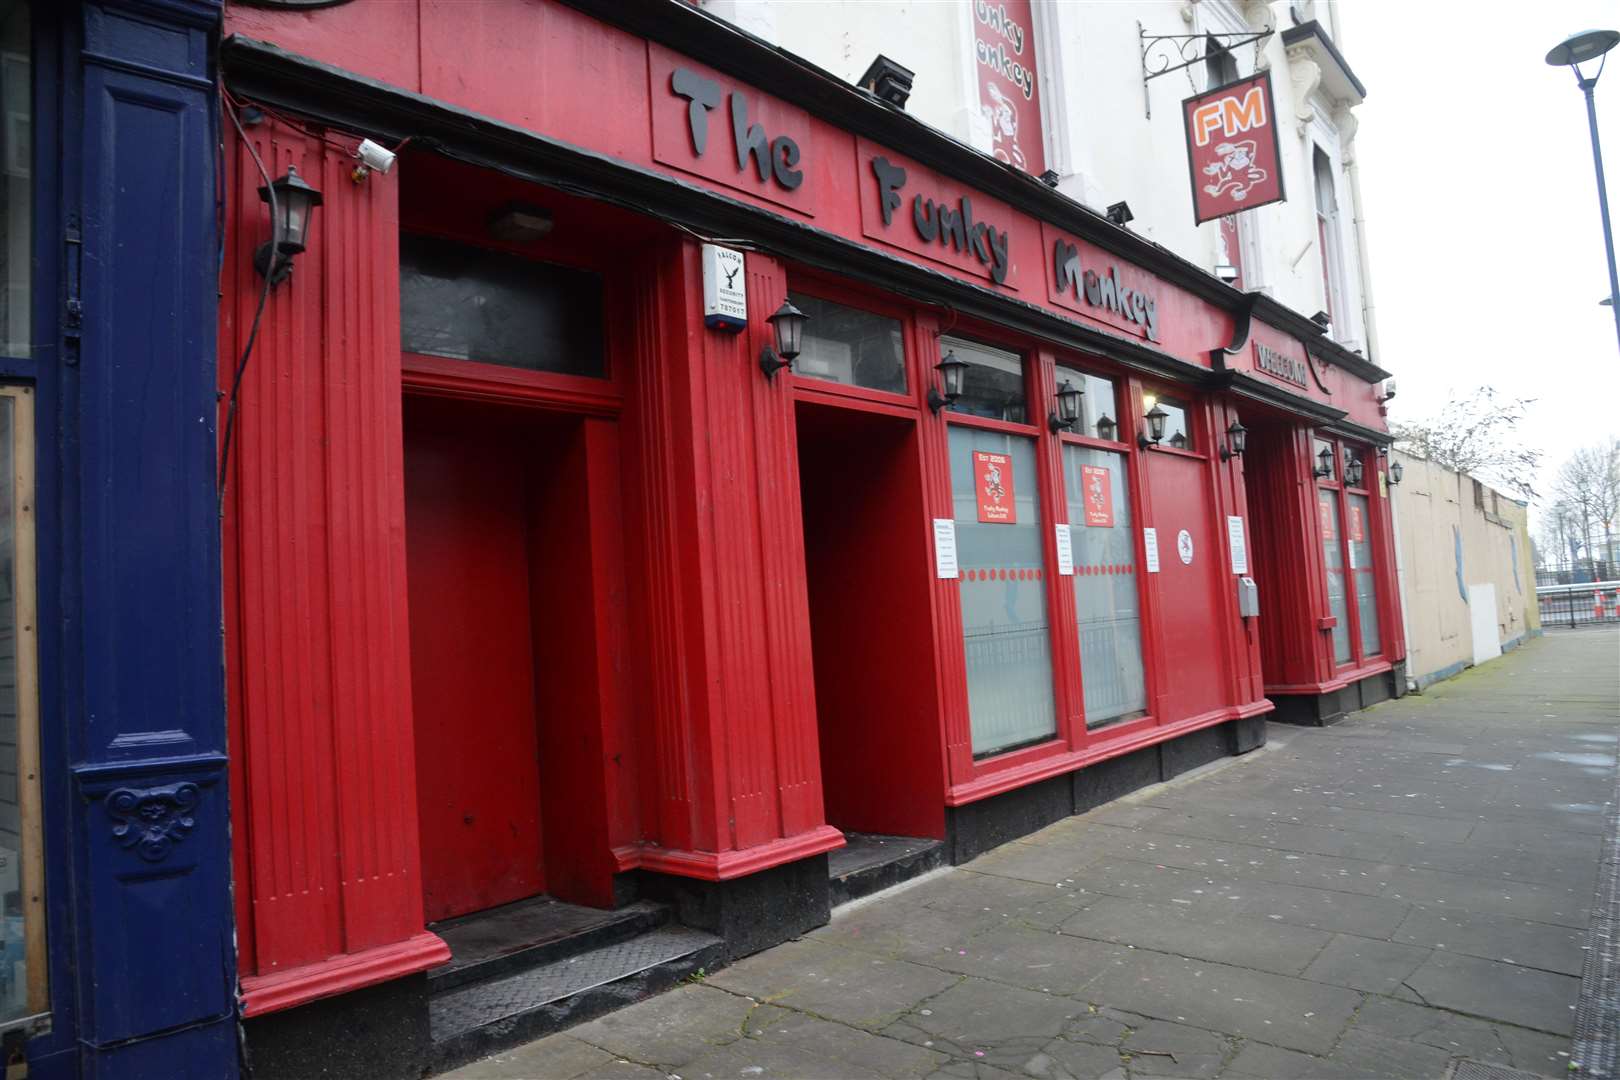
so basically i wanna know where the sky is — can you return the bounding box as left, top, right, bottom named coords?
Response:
left=1343, top=1, right=1620, bottom=520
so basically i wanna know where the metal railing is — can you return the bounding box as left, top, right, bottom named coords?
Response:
left=1537, top=580, right=1620, bottom=629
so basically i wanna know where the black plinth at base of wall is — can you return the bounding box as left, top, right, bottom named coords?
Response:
left=1271, top=664, right=1407, bottom=726
left=948, top=717, right=1268, bottom=864
left=637, top=853, right=832, bottom=963
left=242, top=972, right=432, bottom=1080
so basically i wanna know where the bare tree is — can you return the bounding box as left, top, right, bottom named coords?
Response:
left=1550, top=439, right=1620, bottom=573
left=1391, top=387, right=1543, bottom=499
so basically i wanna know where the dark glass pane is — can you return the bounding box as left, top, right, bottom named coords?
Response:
left=943, top=336, right=1026, bottom=423
left=789, top=292, right=906, bottom=393
left=0, top=1, right=27, bottom=360
left=400, top=234, right=604, bottom=376
left=1055, top=365, right=1119, bottom=440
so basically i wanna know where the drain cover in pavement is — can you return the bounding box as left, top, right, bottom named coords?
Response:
left=1448, top=1060, right=1554, bottom=1080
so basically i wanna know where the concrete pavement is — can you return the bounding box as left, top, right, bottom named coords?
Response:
left=443, top=628, right=1619, bottom=1079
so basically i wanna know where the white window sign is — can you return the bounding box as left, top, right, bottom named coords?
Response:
left=1143, top=527, right=1160, bottom=573
left=933, top=518, right=959, bottom=579
left=1055, top=524, right=1075, bottom=576
left=1227, top=515, right=1248, bottom=575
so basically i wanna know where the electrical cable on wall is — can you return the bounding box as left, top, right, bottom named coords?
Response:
left=218, top=87, right=279, bottom=519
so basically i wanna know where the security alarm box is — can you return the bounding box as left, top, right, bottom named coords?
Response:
left=1237, top=576, right=1259, bottom=618
left=701, top=243, right=748, bottom=332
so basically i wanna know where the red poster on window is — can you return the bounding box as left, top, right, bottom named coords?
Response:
left=1080, top=464, right=1114, bottom=527
left=1349, top=505, right=1364, bottom=543
left=1319, top=498, right=1334, bottom=540
left=972, top=0, right=1044, bottom=175
left=1182, top=71, right=1286, bottom=225
left=974, top=451, right=1016, bottom=524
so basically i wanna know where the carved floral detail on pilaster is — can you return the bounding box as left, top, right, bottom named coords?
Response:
left=1286, top=46, right=1321, bottom=135
left=106, top=782, right=200, bottom=862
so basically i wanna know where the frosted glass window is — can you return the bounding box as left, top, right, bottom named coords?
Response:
left=1055, top=365, right=1121, bottom=442
left=942, top=336, right=1027, bottom=424
left=400, top=235, right=605, bottom=376
left=1347, top=492, right=1381, bottom=655
left=788, top=292, right=906, bottom=393
left=1063, top=445, right=1146, bottom=727
left=950, top=426, right=1056, bottom=756
left=1318, top=490, right=1351, bottom=664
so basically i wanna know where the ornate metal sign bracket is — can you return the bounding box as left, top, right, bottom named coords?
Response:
left=1139, top=24, right=1275, bottom=118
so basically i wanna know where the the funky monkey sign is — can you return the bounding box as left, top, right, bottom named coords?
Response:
left=1181, top=71, right=1286, bottom=225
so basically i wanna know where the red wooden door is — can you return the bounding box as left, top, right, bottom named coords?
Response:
left=1146, top=451, right=1227, bottom=722
left=405, top=399, right=546, bottom=922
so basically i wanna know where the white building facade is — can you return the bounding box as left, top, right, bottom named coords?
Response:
left=700, top=0, right=1379, bottom=363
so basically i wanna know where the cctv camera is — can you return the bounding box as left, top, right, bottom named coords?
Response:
left=355, top=139, right=396, bottom=175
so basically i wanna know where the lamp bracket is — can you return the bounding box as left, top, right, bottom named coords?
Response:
left=253, top=241, right=292, bottom=286
left=759, top=346, right=792, bottom=380
left=927, top=388, right=951, bottom=414
left=1048, top=413, right=1076, bottom=434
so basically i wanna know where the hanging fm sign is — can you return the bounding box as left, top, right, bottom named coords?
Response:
left=1181, top=71, right=1286, bottom=225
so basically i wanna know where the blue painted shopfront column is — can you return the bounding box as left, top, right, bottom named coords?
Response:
left=25, top=1, right=235, bottom=1076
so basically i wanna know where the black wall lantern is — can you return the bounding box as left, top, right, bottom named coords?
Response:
left=1048, top=380, right=1083, bottom=433
left=1220, top=419, right=1247, bottom=461
left=1316, top=445, right=1335, bottom=478
left=1138, top=402, right=1168, bottom=450
left=1388, top=461, right=1404, bottom=485
left=1095, top=414, right=1117, bottom=442
left=759, top=299, right=808, bottom=379
left=1346, top=454, right=1364, bottom=487
left=255, top=165, right=323, bottom=285
left=928, top=350, right=968, bottom=413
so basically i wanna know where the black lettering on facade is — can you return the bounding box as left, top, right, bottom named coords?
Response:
left=1053, top=239, right=1161, bottom=343
left=873, top=157, right=907, bottom=226
left=870, top=162, right=1013, bottom=287
left=675, top=69, right=803, bottom=195
left=671, top=68, right=723, bottom=157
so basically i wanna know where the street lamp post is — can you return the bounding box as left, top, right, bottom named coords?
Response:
left=1547, top=29, right=1620, bottom=355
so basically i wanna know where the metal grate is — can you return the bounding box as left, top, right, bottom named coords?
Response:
left=1449, top=1059, right=1554, bottom=1080
left=430, top=924, right=719, bottom=1041
left=1572, top=738, right=1620, bottom=1079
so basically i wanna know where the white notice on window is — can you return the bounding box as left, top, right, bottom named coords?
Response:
left=1347, top=542, right=1357, bottom=571
left=933, top=518, right=960, bottom=579
left=1227, top=515, right=1249, bottom=575
left=1055, top=524, right=1075, bottom=576
left=1143, top=527, right=1160, bottom=573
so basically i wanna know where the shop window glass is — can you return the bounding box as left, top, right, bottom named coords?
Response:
left=788, top=292, right=906, bottom=394
left=1347, top=492, right=1380, bottom=655
left=949, top=426, right=1056, bottom=756
left=1063, top=444, right=1146, bottom=727
left=1313, top=436, right=1336, bottom=481
left=0, top=388, right=41, bottom=1027
left=0, top=2, right=26, bottom=360
left=1055, top=365, right=1121, bottom=441
left=1318, top=490, right=1351, bottom=664
left=942, top=336, right=1027, bottom=424
left=400, top=234, right=605, bottom=376
left=1145, top=395, right=1190, bottom=450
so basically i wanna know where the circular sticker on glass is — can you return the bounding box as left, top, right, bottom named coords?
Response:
left=1177, top=529, right=1194, bottom=565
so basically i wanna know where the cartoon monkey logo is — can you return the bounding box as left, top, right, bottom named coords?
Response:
left=1201, top=140, right=1267, bottom=203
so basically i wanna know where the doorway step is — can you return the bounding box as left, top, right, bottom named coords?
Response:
left=828, top=833, right=946, bottom=908
left=427, top=896, right=722, bottom=1074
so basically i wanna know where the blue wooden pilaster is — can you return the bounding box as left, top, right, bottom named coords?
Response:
left=33, top=0, right=234, bottom=1076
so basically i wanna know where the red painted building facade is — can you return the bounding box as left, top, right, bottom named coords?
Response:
left=217, top=1, right=1403, bottom=1073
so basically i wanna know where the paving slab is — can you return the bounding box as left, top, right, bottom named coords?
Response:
left=880, top=977, right=1093, bottom=1070
left=1392, top=905, right=1588, bottom=976
left=1403, top=949, right=1582, bottom=1035
left=1298, top=933, right=1431, bottom=994
left=1057, top=895, right=1332, bottom=977
left=561, top=983, right=752, bottom=1068
left=706, top=938, right=961, bottom=1030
